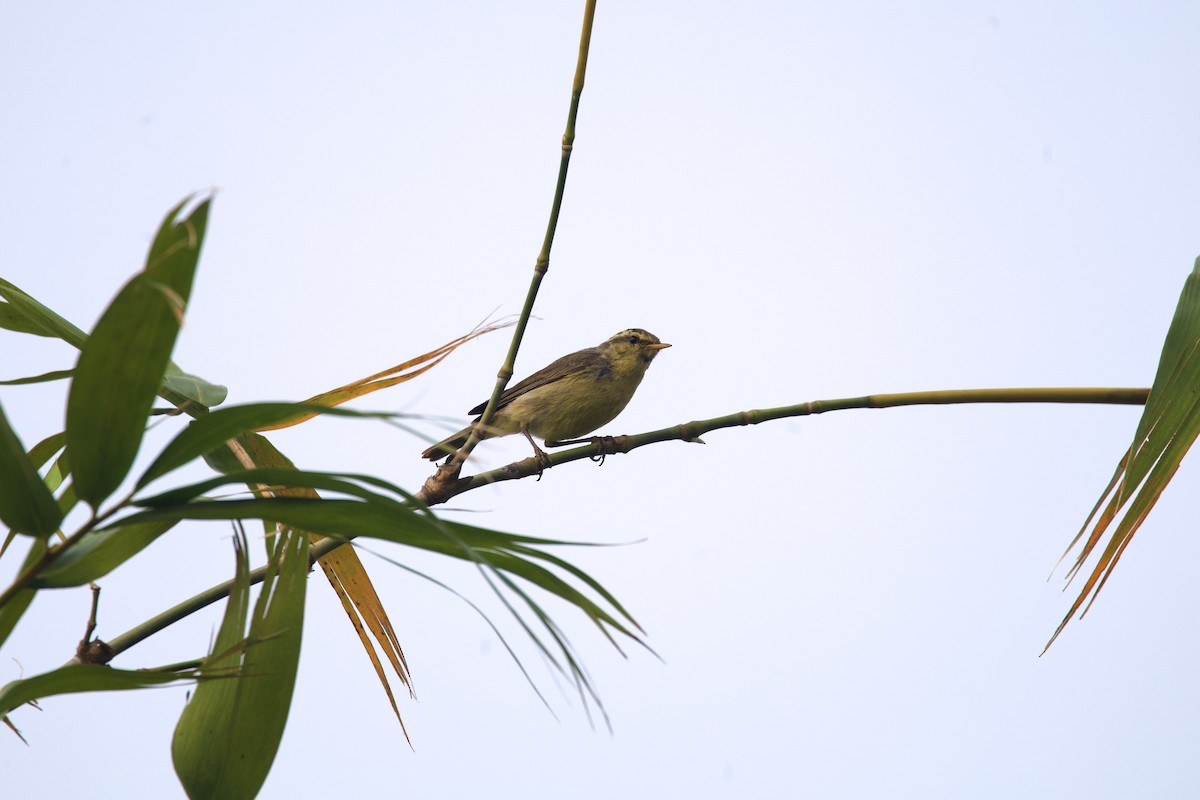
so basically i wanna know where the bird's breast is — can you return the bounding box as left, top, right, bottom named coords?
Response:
left=500, top=357, right=650, bottom=441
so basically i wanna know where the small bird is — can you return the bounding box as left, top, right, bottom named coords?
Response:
left=422, top=328, right=670, bottom=462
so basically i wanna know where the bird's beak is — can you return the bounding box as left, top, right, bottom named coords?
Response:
left=647, top=342, right=672, bottom=351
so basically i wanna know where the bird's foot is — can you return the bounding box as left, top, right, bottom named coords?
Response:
left=522, top=428, right=552, bottom=480
left=548, top=435, right=621, bottom=465
left=588, top=435, right=621, bottom=465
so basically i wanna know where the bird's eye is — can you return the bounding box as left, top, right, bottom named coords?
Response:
left=628, top=335, right=639, bottom=345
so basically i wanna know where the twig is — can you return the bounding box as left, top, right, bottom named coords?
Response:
left=75, top=584, right=114, bottom=664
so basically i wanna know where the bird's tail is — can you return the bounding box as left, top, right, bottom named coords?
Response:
left=421, top=427, right=473, bottom=461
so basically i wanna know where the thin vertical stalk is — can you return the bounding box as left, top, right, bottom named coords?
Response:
left=442, top=0, right=599, bottom=474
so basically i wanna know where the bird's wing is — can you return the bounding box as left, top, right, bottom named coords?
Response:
left=467, top=348, right=609, bottom=415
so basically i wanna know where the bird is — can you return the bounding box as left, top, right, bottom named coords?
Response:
left=421, top=328, right=670, bottom=463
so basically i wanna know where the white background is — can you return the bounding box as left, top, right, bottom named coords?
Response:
left=2, top=3, right=1199, bottom=798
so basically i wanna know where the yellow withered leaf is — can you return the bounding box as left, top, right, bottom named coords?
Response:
left=256, top=320, right=511, bottom=432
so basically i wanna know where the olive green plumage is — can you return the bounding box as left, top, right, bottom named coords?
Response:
left=422, top=328, right=670, bottom=461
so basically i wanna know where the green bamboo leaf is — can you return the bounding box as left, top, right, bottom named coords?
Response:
left=0, top=662, right=198, bottom=719
left=134, top=467, right=411, bottom=509
left=25, top=431, right=67, bottom=472
left=161, top=365, right=228, bottom=408
left=0, top=540, right=46, bottom=649
left=65, top=196, right=211, bottom=509
left=0, top=402, right=62, bottom=536
left=469, top=548, right=636, bottom=640
left=0, top=279, right=88, bottom=348
left=1050, top=256, right=1200, bottom=649
left=173, top=530, right=252, bottom=797
left=116, top=494, right=640, bottom=640
left=202, top=431, right=296, bottom=475
left=173, top=528, right=308, bottom=800
left=138, top=404, right=394, bottom=489
left=0, top=368, right=73, bottom=386
left=43, top=449, right=70, bottom=496
left=120, top=497, right=427, bottom=544
left=31, top=519, right=178, bottom=588
left=0, top=281, right=221, bottom=411
left=128, top=479, right=597, bottom=555
left=224, top=529, right=307, bottom=795
left=508, top=541, right=642, bottom=633
left=0, top=300, right=51, bottom=337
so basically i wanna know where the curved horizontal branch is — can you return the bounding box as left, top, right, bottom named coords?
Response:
left=421, top=386, right=1150, bottom=505
left=102, top=385, right=1148, bottom=660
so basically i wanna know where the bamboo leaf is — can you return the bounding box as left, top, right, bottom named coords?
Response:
left=0, top=281, right=222, bottom=411
left=119, top=496, right=428, bottom=542
left=172, top=529, right=252, bottom=799
left=228, top=528, right=308, bottom=794
left=0, top=279, right=88, bottom=348
left=116, top=494, right=642, bottom=649
left=0, top=369, right=73, bottom=386
left=254, top=320, right=512, bottom=432
left=0, top=540, right=46, bottom=649
left=162, top=364, right=228, bottom=408
left=65, top=196, right=210, bottom=509
left=0, top=662, right=198, bottom=719
left=316, top=545, right=412, bottom=740
left=202, top=431, right=291, bottom=475
left=0, top=402, right=62, bottom=537
left=172, top=527, right=308, bottom=800
left=135, top=466, right=414, bottom=508
left=138, top=404, right=395, bottom=490
left=0, top=300, right=53, bottom=337
left=1049, top=256, right=1200, bottom=649
left=25, top=432, right=67, bottom=472
left=127, top=484, right=607, bottom=559
left=31, top=519, right=179, bottom=588
left=194, top=430, right=416, bottom=737
left=0, top=434, right=61, bottom=562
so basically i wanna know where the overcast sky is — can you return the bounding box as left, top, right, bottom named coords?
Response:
left=3, top=3, right=1200, bottom=798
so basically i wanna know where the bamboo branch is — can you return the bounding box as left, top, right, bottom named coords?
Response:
left=421, top=387, right=1151, bottom=504
left=429, top=0, right=599, bottom=485
left=94, top=385, right=1147, bottom=661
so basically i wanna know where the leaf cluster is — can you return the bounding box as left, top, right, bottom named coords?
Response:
left=0, top=195, right=643, bottom=799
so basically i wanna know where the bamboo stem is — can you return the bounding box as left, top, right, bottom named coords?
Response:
left=436, top=0, right=599, bottom=479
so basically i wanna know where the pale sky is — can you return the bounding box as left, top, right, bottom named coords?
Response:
left=3, top=3, right=1199, bottom=798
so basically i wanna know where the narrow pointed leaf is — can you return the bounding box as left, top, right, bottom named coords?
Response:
left=0, top=662, right=198, bottom=718
left=254, top=319, right=511, bottom=432
left=138, top=404, right=394, bottom=489
left=0, top=540, right=46, bottom=649
left=0, top=279, right=88, bottom=348
left=1050, top=256, right=1200, bottom=648
left=0, top=402, right=62, bottom=536
left=0, top=369, right=73, bottom=386
left=25, top=432, right=67, bottom=472
left=135, top=466, right=415, bottom=509
left=66, top=196, right=210, bottom=508
left=223, top=528, right=308, bottom=796
left=199, top=430, right=414, bottom=739
left=317, top=545, right=412, bottom=740
left=118, top=497, right=429, bottom=542
left=116, top=495, right=642, bottom=645
left=31, top=519, right=178, bottom=587
left=162, top=364, right=228, bottom=408
left=172, top=528, right=307, bottom=800
left=0, top=300, right=53, bottom=337
left=173, top=531, right=252, bottom=799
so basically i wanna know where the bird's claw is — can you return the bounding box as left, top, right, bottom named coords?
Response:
left=534, top=449, right=552, bottom=480
left=588, top=435, right=620, bottom=465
